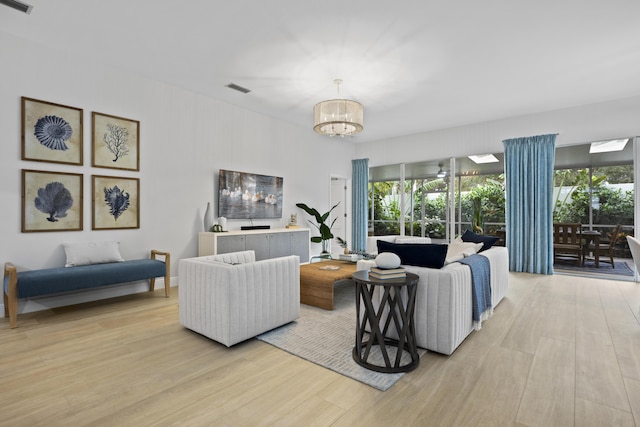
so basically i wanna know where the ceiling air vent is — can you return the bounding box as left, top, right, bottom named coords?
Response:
left=225, top=83, right=251, bottom=94
left=0, top=0, right=33, bottom=14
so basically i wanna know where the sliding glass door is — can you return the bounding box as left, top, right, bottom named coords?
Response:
left=367, top=137, right=636, bottom=280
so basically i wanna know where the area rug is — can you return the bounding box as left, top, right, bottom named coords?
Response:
left=554, top=259, right=634, bottom=277
left=257, top=281, right=423, bottom=391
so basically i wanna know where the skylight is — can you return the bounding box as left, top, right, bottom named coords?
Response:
left=589, top=138, right=629, bottom=154
left=468, top=154, right=499, bottom=164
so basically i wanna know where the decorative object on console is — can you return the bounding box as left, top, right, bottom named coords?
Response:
left=22, top=169, right=83, bottom=232
left=285, top=213, right=299, bottom=228
left=204, top=202, right=213, bottom=231
left=92, top=175, right=140, bottom=230
left=22, top=97, right=83, bottom=165
left=218, top=169, right=283, bottom=219
left=313, top=79, right=363, bottom=137
left=218, top=216, right=227, bottom=231
left=296, top=202, right=340, bottom=254
left=92, top=112, right=140, bottom=171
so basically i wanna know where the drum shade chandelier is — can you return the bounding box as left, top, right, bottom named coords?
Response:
left=313, top=79, right=364, bottom=137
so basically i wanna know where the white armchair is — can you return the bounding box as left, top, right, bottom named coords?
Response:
left=179, top=250, right=300, bottom=346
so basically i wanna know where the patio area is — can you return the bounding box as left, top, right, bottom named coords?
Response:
left=554, top=257, right=637, bottom=281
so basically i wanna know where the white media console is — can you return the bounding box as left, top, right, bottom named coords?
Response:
left=198, top=228, right=310, bottom=263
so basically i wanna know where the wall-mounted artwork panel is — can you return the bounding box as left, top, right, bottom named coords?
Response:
left=22, top=97, right=83, bottom=165
left=22, top=169, right=83, bottom=232
left=92, top=112, right=140, bottom=171
left=92, top=175, right=140, bottom=230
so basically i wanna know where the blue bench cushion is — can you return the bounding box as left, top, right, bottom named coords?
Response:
left=6, top=260, right=166, bottom=298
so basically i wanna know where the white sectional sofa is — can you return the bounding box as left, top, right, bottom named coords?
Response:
left=178, top=250, right=300, bottom=347
left=358, top=235, right=509, bottom=355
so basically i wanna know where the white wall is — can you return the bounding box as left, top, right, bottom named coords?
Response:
left=356, top=95, right=640, bottom=167
left=1, top=32, right=355, bottom=313
left=5, top=28, right=640, bottom=316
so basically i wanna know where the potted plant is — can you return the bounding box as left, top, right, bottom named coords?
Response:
left=296, top=202, right=340, bottom=254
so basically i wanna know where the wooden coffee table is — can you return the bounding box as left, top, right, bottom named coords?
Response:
left=300, top=260, right=358, bottom=310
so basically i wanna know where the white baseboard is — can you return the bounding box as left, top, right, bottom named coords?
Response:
left=1, top=276, right=177, bottom=318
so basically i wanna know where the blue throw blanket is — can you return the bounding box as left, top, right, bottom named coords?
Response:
left=458, top=254, right=492, bottom=322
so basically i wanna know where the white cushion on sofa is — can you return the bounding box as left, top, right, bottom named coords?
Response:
left=445, top=237, right=483, bottom=265
left=395, top=236, right=433, bottom=244
left=366, top=235, right=398, bottom=255
left=366, top=235, right=433, bottom=255
left=62, top=241, right=124, bottom=267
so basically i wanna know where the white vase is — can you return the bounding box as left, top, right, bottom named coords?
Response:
left=204, top=203, right=213, bottom=231
left=218, top=216, right=227, bottom=231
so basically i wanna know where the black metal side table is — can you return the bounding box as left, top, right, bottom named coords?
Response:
left=351, top=270, right=420, bottom=373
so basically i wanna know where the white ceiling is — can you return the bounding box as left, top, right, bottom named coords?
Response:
left=3, top=0, right=640, bottom=143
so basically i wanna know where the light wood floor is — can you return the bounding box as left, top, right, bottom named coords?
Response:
left=1, top=273, right=639, bottom=427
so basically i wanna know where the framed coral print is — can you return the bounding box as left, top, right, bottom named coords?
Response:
left=92, top=175, right=140, bottom=230
left=92, top=112, right=140, bottom=171
left=22, top=97, right=83, bottom=165
left=22, top=169, right=83, bottom=232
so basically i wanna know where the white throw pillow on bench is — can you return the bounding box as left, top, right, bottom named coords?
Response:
left=62, top=241, right=124, bottom=267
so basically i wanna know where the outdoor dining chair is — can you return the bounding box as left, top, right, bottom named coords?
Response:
left=585, top=224, right=621, bottom=268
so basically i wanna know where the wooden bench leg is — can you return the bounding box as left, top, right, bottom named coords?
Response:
left=8, top=294, right=17, bottom=329
left=4, top=263, right=18, bottom=328
left=150, top=250, right=171, bottom=297
left=2, top=290, right=16, bottom=330
left=163, top=272, right=170, bottom=298
left=3, top=290, right=8, bottom=319
left=149, top=275, right=170, bottom=297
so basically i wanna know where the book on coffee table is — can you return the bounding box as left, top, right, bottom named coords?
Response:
left=339, top=254, right=359, bottom=262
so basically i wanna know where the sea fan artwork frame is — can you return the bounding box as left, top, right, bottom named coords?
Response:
left=92, top=175, right=140, bottom=230
left=22, top=169, right=83, bottom=232
left=22, top=97, right=83, bottom=165
left=92, top=112, right=140, bottom=171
